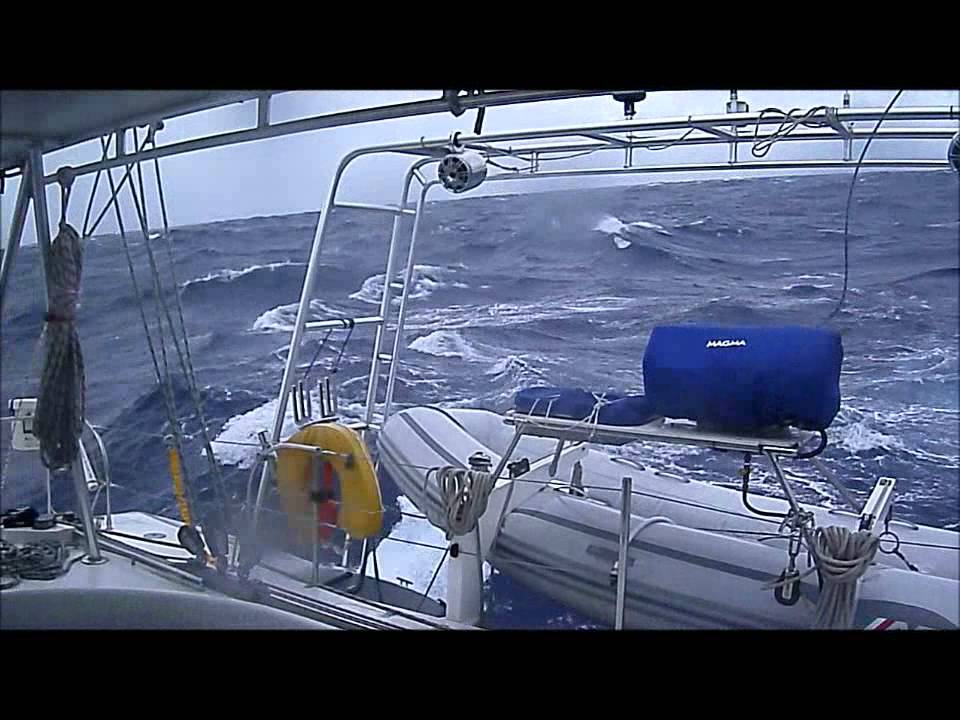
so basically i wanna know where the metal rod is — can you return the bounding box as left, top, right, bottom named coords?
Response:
left=310, top=527, right=321, bottom=587
left=489, top=427, right=527, bottom=543
left=69, top=461, right=104, bottom=563
left=257, top=94, right=271, bottom=129
left=363, top=160, right=431, bottom=426
left=415, top=544, right=447, bottom=612
left=843, top=91, right=854, bottom=161
left=479, top=159, right=947, bottom=185
left=333, top=201, right=417, bottom=216
left=404, top=106, right=959, bottom=152
left=474, top=525, right=485, bottom=623
left=382, top=179, right=433, bottom=422
left=548, top=439, right=566, bottom=477
left=615, top=476, right=632, bottom=630
left=42, top=91, right=623, bottom=183
left=368, top=541, right=383, bottom=601
left=492, top=427, right=525, bottom=485
left=92, top=429, right=113, bottom=530
left=254, top=150, right=363, bottom=527
left=396, top=126, right=956, bottom=160
left=98, top=535, right=202, bottom=586
left=810, top=456, right=863, bottom=513
left=0, top=166, right=31, bottom=314
left=270, top=442, right=349, bottom=458
left=305, top=315, right=382, bottom=331
left=765, top=451, right=803, bottom=517
left=28, top=148, right=53, bottom=305
left=308, top=454, right=322, bottom=586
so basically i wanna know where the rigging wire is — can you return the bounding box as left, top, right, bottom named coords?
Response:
left=826, top=90, right=904, bottom=323
left=99, top=133, right=201, bottom=527
left=143, top=130, right=233, bottom=536
left=301, top=328, right=334, bottom=382
left=329, top=321, right=355, bottom=374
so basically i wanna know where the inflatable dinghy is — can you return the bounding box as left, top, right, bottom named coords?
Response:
left=379, top=406, right=959, bottom=630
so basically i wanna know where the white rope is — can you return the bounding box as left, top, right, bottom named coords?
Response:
left=430, top=466, right=497, bottom=540
left=811, top=525, right=879, bottom=629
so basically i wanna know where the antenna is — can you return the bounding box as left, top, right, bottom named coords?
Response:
left=726, top=90, right=748, bottom=114
left=843, top=91, right=854, bottom=161
left=726, top=91, right=749, bottom=163
left=612, top=92, right=647, bottom=120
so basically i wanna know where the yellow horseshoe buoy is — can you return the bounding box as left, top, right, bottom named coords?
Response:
left=275, top=423, right=383, bottom=542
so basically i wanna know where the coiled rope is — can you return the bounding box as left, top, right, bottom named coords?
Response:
left=750, top=106, right=831, bottom=158
left=811, top=525, right=879, bottom=629
left=34, top=220, right=85, bottom=472
left=429, top=466, right=497, bottom=540
left=0, top=540, right=75, bottom=589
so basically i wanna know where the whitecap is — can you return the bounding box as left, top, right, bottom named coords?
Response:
left=408, top=330, right=488, bottom=362
left=484, top=355, right=545, bottom=380
left=835, top=420, right=905, bottom=454
left=676, top=217, right=709, bottom=228
left=251, top=299, right=349, bottom=333
left=182, top=260, right=305, bottom=289
left=349, top=264, right=461, bottom=306
left=783, top=283, right=833, bottom=291
left=594, top=214, right=673, bottom=238
left=628, top=220, right=673, bottom=236
left=209, top=395, right=367, bottom=468
left=406, top=295, right=638, bottom=332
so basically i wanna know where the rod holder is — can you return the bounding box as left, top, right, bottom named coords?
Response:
left=291, top=380, right=316, bottom=424
left=318, top=376, right=339, bottom=420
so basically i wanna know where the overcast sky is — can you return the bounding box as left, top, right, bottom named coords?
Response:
left=2, top=89, right=958, bottom=245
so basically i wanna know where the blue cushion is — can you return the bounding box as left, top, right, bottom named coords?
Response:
left=642, top=325, right=842, bottom=431
left=514, top=387, right=658, bottom=426
left=515, top=387, right=616, bottom=420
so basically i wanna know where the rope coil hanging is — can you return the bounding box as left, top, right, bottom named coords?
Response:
left=34, top=178, right=86, bottom=472
left=811, top=525, right=880, bottom=629
left=429, top=466, right=497, bottom=540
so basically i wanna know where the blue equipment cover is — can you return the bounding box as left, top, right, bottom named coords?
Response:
left=514, top=387, right=658, bottom=426
left=641, top=325, right=842, bottom=431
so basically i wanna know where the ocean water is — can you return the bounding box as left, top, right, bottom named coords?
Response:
left=2, top=169, right=958, bottom=628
